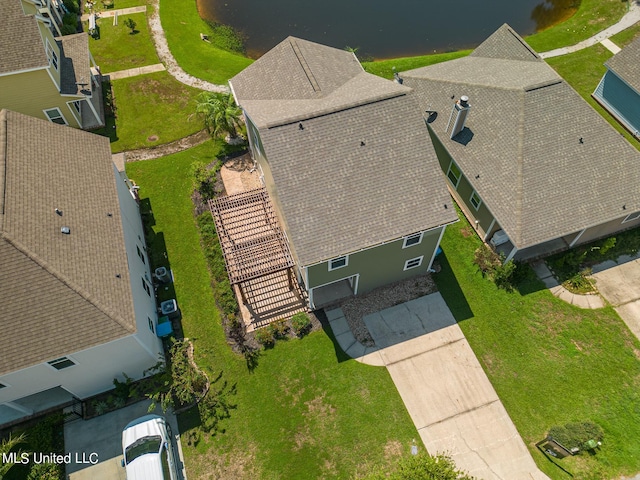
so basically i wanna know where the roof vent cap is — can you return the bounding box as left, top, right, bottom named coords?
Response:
left=61, top=226, right=70, bottom=234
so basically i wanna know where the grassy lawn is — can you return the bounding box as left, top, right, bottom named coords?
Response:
left=126, top=143, right=420, bottom=479
left=610, top=20, right=640, bottom=47
left=95, top=71, right=202, bottom=152
left=159, top=0, right=251, bottom=85
left=362, top=50, right=471, bottom=79
left=88, top=12, right=159, bottom=73
left=435, top=215, right=640, bottom=480
left=546, top=44, right=640, bottom=148
left=525, top=0, right=628, bottom=52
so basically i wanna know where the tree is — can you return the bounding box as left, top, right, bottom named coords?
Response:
left=0, top=433, right=26, bottom=478
left=194, top=91, right=244, bottom=143
left=361, top=452, right=476, bottom=480
left=124, top=17, right=137, bottom=34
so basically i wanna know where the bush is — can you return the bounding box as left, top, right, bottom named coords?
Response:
left=63, top=0, right=79, bottom=14
left=291, top=312, right=311, bottom=337
left=254, top=327, right=275, bottom=347
left=473, top=244, right=517, bottom=290
left=204, top=21, right=246, bottom=54
left=269, top=319, right=290, bottom=339
left=60, top=23, right=78, bottom=35
left=124, top=17, right=137, bottom=33
left=191, top=160, right=219, bottom=202
left=548, top=421, right=604, bottom=452
left=113, top=372, right=133, bottom=402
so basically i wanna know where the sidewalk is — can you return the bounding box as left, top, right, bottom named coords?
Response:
left=105, top=63, right=165, bottom=79
left=540, top=1, right=640, bottom=58
left=530, top=260, right=605, bottom=309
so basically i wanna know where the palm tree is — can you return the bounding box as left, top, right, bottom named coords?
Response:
left=0, top=432, right=26, bottom=478
left=194, top=91, right=244, bottom=143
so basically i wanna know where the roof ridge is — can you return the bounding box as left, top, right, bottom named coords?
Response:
left=264, top=91, right=409, bottom=129
left=1, top=232, right=136, bottom=334
left=504, top=25, right=540, bottom=60
left=0, top=110, right=6, bottom=223
left=289, top=38, right=322, bottom=93
left=514, top=89, right=526, bottom=247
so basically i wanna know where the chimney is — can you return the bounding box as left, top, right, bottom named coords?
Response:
left=445, top=95, right=471, bottom=139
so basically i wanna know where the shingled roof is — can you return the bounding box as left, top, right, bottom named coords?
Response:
left=605, top=36, right=640, bottom=94
left=402, top=24, right=640, bottom=250
left=59, top=33, right=93, bottom=96
left=0, top=0, right=49, bottom=75
left=231, top=37, right=457, bottom=266
left=0, top=110, right=136, bottom=375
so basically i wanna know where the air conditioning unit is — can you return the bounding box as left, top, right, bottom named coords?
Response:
left=154, top=266, right=170, bottom=283
left=490, top=230, right=510, bottom=247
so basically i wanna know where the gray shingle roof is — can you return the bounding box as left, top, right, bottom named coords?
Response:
left=0, top=110, right=136, bottom=375
left=232, top=37, right=457, bottom=266
left=606, top=36, right=640, bottom=94
left=59, top=33, right=93, bottom=96
left=0, top=0, right=49, bottom=75
left=230, top=37, right=410, bottom=128
left=402, top=24, right=640, bottom=250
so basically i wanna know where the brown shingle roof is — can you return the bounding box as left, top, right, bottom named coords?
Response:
left=0, top=110, right=136, bottom=375
left=0, top=0, right=49, bottom=75
left=59, top=33, right=93, bottom=96
left=402, top=24, right=640, bottom=249
left=232, top=37, right=457, bottom=266
left=605, top=36, right=640, bottom=94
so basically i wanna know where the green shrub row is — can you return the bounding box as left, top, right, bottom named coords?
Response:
left=254, top=313, right=311, bottom=348
left=549, top=421, right=604, bottom=452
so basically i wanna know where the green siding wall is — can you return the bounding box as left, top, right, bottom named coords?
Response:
left=306, top=227, right=443, bottom=293
left=427, top=125, right=496, bottom=238
left=0, top=70, right=81, bottom=128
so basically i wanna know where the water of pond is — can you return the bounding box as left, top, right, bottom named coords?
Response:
left=197, top=0, right=577, bottom=59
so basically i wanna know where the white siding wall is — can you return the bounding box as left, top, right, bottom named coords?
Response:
left=0, top=335, right=158, bottom=402
left=114, top=164, right=164, bottom=361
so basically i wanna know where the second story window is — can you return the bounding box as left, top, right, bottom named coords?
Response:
left=329, top=256, right=348, bottom=271
left=46, top=40, right=58, bottom=70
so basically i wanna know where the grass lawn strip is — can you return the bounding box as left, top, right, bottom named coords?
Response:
left=610, top=20, right=640, bottom=47
left=159, top=0, right=251, bottom=85
left=435, top=213, right=640, bottom=480
left=96, top=71, right=203, bottom=152
left=126, top=143, right=420, bottom=479
left=88, top=12, right=159, bottom=73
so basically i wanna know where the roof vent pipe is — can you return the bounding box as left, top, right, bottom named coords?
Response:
left=446, top=95, right=471, bottom=139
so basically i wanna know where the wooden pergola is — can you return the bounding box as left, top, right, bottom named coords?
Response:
left=208, top=188, right=296, bottom=304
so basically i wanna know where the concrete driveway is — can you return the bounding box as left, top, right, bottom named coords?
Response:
left=592, top=255, right=640, bottom=340
left=364, top=294, right=549, bottom=480
left=64, top=400, right=185, bottom=480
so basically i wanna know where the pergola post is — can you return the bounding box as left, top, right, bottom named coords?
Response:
left=287, top=268, right=294, bottom=291
left=238, top=283, right=248, bottom=305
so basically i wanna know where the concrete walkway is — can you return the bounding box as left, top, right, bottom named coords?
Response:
left=80, top=5, right=146, bottom=21
left=531, top=260, right=605, bottom=309
left=540, top=1, right=640, bottom=58
left=327, top=294, right=550, bottom=480
left=105, top=63, right=165, bottom=79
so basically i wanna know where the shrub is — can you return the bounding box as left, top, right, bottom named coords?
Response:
left=599, top=237, right=616, bottom=256
left=191, top=160, right=218, bottom=201
left=473, top=244, right=517, bottom=290
left=27, top=463, right=60, bottom=480
left=291, top=312, right=311, bottom=337
left=548, top=421, right=604, bottom=452
left=269, top=319, right=289, bottom=339
left=124, top=17, right=137, bottom=33
left=93, top=400, right=109, bottom=416
left=204, top=21, right=246, bottom=53
left=63, top=0, right=79, bottom=14
left=254, top=327, right=275, bottom=347
left=113, top=372, right=133, bottom=402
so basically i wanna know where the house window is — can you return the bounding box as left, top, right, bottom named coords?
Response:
left=44, top=108, right=67, bottom=125
left=446, top=161, right=462, bottom=188
left=47, top=356, right=75, bottom=370
left=403, top=256, right=424, bottom=271
left=148, top=317, right=155, bottom=334
left=46, top=39, right=58, bottom=70
left=403, top=232, right=423, bottom=248
left=71, top=100, right=82, bottom=113
left=329, top=256, right=348, bottom=271
left=137, top=245, right=146, bottom=264
left=142, top=277, right=151, bottom=296
left=470, top=191, right=482, bottom=210
left=622, top=212, right=640, bottom=223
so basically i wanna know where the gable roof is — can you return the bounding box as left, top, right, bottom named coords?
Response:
left=0, top=110, right=136, bottom=375
left=59, top=33, right=93, bottom=95
left=0, top=0, right=49, bottom=75
left=605, top=36, right=640, bottom=94
left=231, top=37, right=457, bottom=266
left=230, top=36, right=410, bottom=128
left=402, top=24, right=640, bottom=250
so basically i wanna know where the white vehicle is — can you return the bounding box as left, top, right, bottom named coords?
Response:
left=122, top=414, right=179, bottom=480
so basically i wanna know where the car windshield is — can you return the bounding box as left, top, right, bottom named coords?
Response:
left=125, top=435, right=162, bottom=464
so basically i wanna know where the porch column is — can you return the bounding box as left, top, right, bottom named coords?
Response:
left=569, top=228, right=587, bottom=248
left=504, top=245, right=517, bottom=263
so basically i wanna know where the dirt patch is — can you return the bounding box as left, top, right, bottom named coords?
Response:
left=460, top=225, right=474, bottom=237
left=126, top=129, right=211, bottom=161
left=189, top=444, right=262, bottom=480
left=340, top=274, right=437, bottom=346
left=383, top=439, right=403, bottom=460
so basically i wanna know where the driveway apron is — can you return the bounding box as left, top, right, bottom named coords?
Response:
left=364, top=294, right=549, bottom=480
